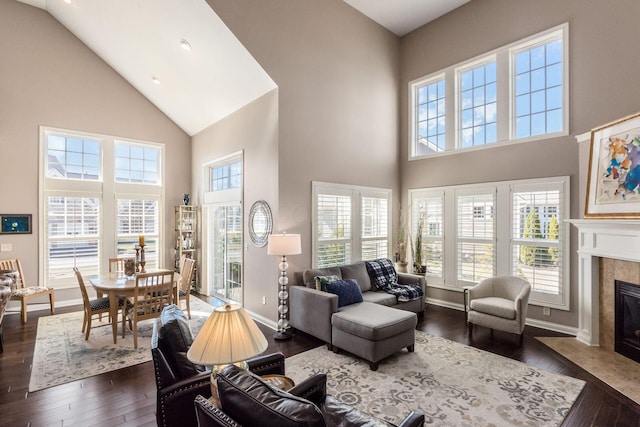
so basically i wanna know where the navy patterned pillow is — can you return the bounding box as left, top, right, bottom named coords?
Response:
left=365, top=258, right=398, bottom=289
left=325, top=279, right=363, bottom=307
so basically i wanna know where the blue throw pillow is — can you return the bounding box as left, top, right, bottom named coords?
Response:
left=325, top=279, right=363, bottom=307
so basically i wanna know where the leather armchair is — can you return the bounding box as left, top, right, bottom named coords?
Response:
left=194, top=365, right=425, bottom=427
left=151, top=304, right=285, bottom=427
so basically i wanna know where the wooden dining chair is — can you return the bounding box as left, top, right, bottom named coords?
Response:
left=74, top=267, right=127, bottom=340
left=108, top=257, right=125, bottom=273
left=126, top=270, right=175, bottom=349
left=178, top=258, right=196, bottom=319
left=0, top=259, right=54, bottom=323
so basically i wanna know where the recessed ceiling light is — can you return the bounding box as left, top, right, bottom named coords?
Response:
left=152, top=77, right=160, bottom=85
left=180, top=39, right=192, bottom=51
left=63, top=0, right=72, bottom=4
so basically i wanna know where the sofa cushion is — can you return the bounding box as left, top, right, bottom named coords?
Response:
left=361, top=290, right=396, bottom=307
left=217, top=365, right=325, bottom=427
left=340, top=262, right=372, bottom=292
left=325, top=279, right=363, bottom=307
left=470, top=297, right=516, bottom=320
left=303, top=267, right=341, bottom=289
left=365, top=258, right=398, bottom=289
left=314, top=275, right=340, bottom=291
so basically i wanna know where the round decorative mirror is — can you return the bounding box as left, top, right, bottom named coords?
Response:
left=248, top=200, right=273, bottom=247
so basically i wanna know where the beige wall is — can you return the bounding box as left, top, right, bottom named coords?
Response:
left=208, top=0, right=401, bottom=276
left=399, top=0, right=640, bottom=327
left=192, top=90, right=279, bottom=323
left=0, top=1, right=190, bottom=304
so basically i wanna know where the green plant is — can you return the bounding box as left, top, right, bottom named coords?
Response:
left=414, top=214, right=424, bottom=272
left=547, top=214, right=559, bottom=265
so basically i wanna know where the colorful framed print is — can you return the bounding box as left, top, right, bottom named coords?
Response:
left=586, top=112, right=640, bottom=218
left=0, top=214, right=32, bottom=234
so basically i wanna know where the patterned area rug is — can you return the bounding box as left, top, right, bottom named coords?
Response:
left=29, top=297, right=214, bottom=392
left=286, top=331, right=585, bottom=426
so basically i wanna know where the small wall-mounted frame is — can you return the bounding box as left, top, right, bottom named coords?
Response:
left=0, top=214, right=32, bottom=234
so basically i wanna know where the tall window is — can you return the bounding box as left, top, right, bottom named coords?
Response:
left=410, top=23, right=567, bottom=158
left=41, top=127, right=164, bottom=288
left=456, top=191, right=495, bottom=283
left=313, top=182, right=391, bottom=268
left=409, top=176, right=569, bottom=309
left=511, top=183, right=565, bottom=305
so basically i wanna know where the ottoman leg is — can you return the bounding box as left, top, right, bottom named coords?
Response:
left=407, top=344, right=414, bottom=352
left=369, top=361, right=378, bottom=371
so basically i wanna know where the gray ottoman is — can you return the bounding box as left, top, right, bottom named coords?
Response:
left=331, top=302, right=417, bottom=371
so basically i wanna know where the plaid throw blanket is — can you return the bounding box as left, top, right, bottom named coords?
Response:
left=365, top=258, right=423, bottom=302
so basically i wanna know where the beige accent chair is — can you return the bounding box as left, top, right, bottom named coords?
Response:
left=0, top=259, right=54, bottom=323
left=467, top=276, right=531, bottom=345
left=178, top=257, right=196, bottom=319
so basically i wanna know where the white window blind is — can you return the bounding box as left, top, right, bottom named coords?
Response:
left=47, top=196, right=100, bottom=281
left=313, top=182, right=391, bottom=268
left=412, top=194, right=444, bottom=279
left=361, top=195, right=389, bottom=261
left=117, top=199, right=160, bottom=269
left=511, top=184, right=564, bottom=305
left=456, top=191, right=495, bottom=284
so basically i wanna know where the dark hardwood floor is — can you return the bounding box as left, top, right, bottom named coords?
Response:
left=1, top=300, right=639, bottom=426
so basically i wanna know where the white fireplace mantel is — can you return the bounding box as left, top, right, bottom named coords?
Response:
left=568, top=219, right=640, bottom=346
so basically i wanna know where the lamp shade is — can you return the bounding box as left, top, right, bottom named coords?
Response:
left=187, top=304, right=268, bottom=365
left=267, top=233, right=301, bottom=256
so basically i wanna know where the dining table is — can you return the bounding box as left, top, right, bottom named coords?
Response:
left=89, top=269, right=181, bottom=344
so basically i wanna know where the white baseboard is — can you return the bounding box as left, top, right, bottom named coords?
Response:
left=426, top=297, right=578, bottom=336
left=5, top=298, right=82, bottom=317
left=248, top=309, right=277, bottom=331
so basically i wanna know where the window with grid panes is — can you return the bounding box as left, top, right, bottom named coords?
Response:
left=41, top=127, right=164, bottom=288
left=409, top=24, right=567, bottom=159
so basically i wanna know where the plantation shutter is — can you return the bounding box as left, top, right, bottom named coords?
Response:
left=412, top=193, right=444, bottom=279
left=456, top=190, right=495, bottom=284
left=361, top=195, right=389, bottom=261
left=316, top=192, right=352, bottom=268
left=511, top=186, right=562, bottom=298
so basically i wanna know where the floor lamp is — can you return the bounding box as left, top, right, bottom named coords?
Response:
left=267, top=233, right=301, bottom=340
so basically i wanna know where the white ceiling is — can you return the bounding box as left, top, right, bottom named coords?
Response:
left=18, top=0, right=468, bottom=136
left=344, top=0, right=470, bottom=36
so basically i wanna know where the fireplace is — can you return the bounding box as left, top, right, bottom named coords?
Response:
left=615, top=280, right=640, bottom=363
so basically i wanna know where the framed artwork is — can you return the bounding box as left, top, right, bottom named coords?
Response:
left=586, top=112, right=640, bottom=218
left=0, top=214, right=32, bottom=234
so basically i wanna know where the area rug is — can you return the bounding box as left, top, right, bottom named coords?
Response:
left=537, top=336, right=640, bottom=405
left=286, top=331, right=585, bottom=426
left=29, top=297, right=214, bottom=392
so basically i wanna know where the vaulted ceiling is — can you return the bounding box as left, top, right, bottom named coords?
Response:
left=17, top=0, right=468, bottom=136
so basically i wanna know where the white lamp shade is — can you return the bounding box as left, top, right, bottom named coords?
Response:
left=187, top=304, right=268, bottom=365
left=267, top=233, right=301, bottom=256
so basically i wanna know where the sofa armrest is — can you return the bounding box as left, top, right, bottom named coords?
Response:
left=194, top=394, right=240, bottom=427
left=157, top=372, right=212, bottom=427
left=398, top=411, right=426, bottom=427
left=397, top=273, right=426, bottom=294
left=289, top=286, right=338, bottom=344
left=288, top=373, right=327, bottom=406
left=247, top=352, right=285, bottom=376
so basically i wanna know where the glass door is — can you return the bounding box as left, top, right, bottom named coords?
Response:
left=208, top=203, right=242, bottom=303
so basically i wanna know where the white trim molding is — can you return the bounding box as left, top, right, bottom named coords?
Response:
left=568, top=219, right=640, bottom=346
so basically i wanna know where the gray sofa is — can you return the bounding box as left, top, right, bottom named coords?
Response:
left=290, top=261, right=426, bottom=347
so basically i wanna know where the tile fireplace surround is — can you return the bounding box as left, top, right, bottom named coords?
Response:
left=570, top=219, right=640, bottom=347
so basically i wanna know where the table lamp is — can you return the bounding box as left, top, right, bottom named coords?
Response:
left=187, top=304, right=268, bottom=402
left=267, top=233, right=301, bottom=340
